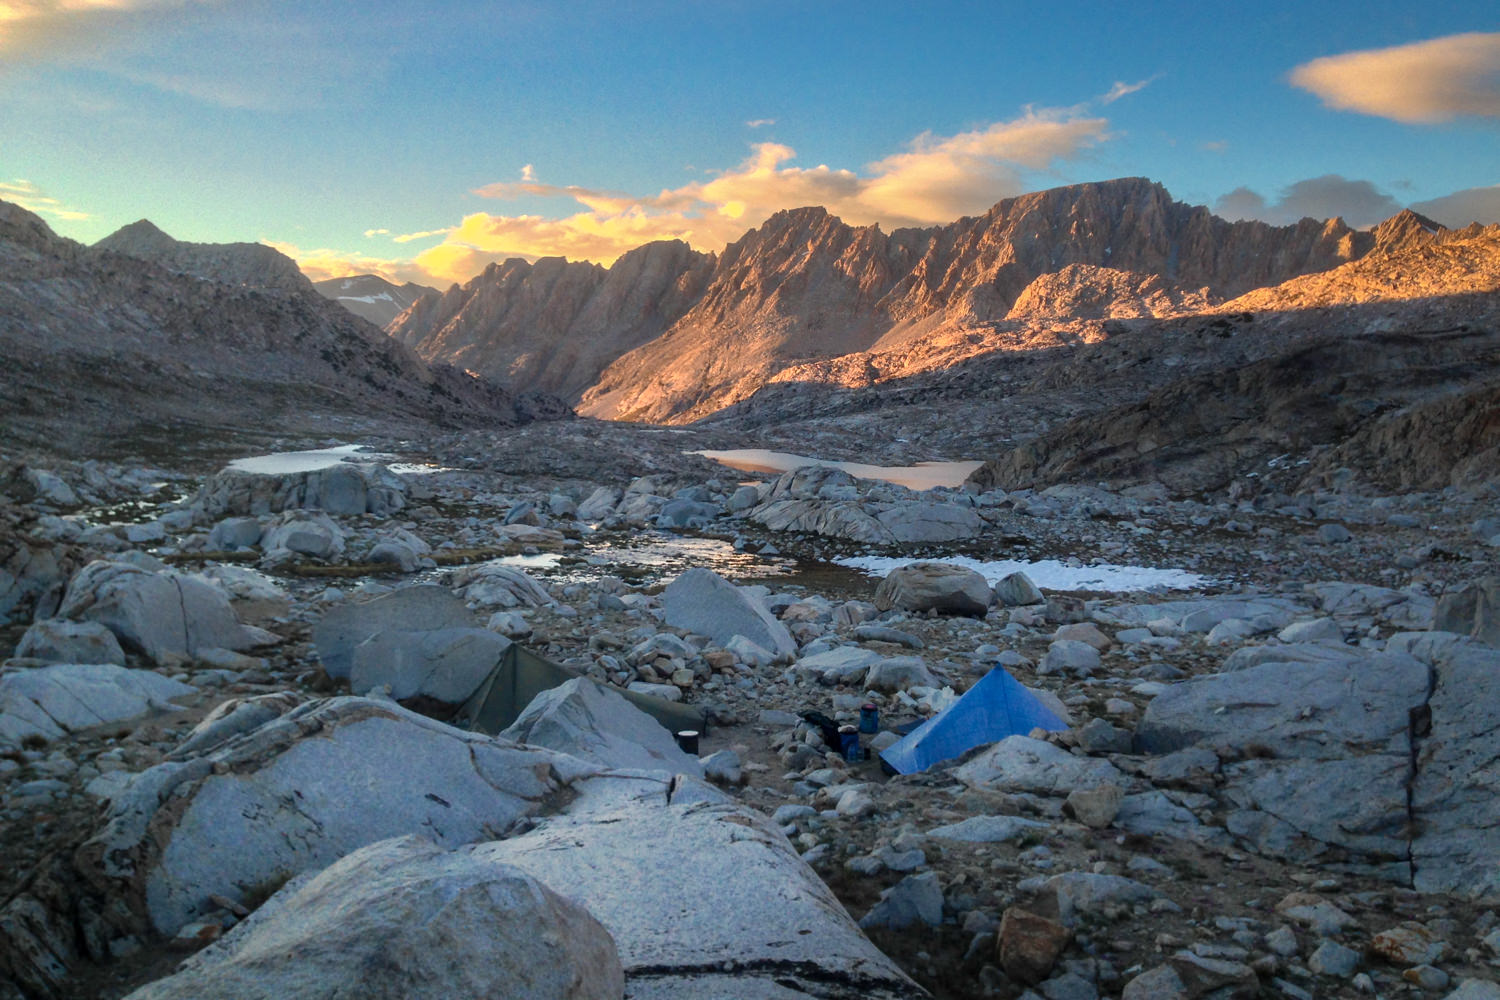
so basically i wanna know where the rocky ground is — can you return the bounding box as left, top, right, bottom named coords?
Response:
left=3, top=420, right=1500, bottom=1000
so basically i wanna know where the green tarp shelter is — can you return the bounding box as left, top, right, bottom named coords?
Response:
left=454, top=643, right=707, bottom=738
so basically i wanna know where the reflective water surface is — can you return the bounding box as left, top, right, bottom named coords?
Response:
left=690, top=449, right=983, bottom=491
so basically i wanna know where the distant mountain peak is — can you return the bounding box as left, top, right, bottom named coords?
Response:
left=1370, top=208, right=1447, bottom=253
left=312, top=273, right=436, bottom=329
left=95, top=220, right=313, bottom=293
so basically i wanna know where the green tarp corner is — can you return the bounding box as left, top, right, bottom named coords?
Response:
left=454, top=643, right=707, bottom=738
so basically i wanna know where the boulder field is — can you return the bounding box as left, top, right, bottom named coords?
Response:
left=2, top=435, right=1499, bottom=1000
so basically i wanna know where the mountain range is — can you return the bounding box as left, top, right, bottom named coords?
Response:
left=5, top=175, right=1497, bottom=495
left=387, top=177, right=1451, bottom=424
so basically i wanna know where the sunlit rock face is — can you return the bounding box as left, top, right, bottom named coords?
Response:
left=390, top=177, right=1393, bottom=421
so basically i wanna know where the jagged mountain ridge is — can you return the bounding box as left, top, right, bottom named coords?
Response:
left=391, top=239, right=714, bottom=401
left=1, top=202, right=565, bottom=454
left=390, top=177, right=1405, bottom=424
left=313, top=273, right=435, bottom=327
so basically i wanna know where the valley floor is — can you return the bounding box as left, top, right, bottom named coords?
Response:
left=3, top=418, right=1499, bottom=1000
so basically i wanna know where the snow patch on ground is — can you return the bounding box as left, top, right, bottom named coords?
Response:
left=836, top=555, right=1209, bottom=593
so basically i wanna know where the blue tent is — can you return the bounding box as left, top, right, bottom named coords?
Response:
left=879, top=666, right=1068, bottom=774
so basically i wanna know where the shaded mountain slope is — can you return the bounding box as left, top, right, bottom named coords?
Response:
left=95, top=220, right=314, bottom=294
left=1, top=202, right=566, bottom=455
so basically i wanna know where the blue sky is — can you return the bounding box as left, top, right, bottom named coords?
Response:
left=2, top=1, right=1497, bottom=286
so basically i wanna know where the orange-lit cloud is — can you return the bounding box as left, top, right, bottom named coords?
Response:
left=0, top=0, right=205, bottom=53
left=1290, top=32, right=1500, bottom=123
left=415, top=108, right=1112, bottom=276
left=0, top=178, right=90, bottom=221
left=265, top=240, right=440, bottom=288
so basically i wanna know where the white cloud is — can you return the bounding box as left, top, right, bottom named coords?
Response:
left=362, top=228, right=389, bottom=238
left=746, top=118, right=775, bottom=128
left=1214, top=174, right=1402, bottom=228
left=0, top=177, right=90, bottom=221
left=1290, top=32, right=1500, bottom=123
left=1410, top=185, right=1500, bottom=227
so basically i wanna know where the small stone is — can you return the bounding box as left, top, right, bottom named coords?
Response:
left=1371, top=923, right=1446, bottom=965
left=997, top=906, right=1071, bottom=985
left=171, top=919, right=224, bottom=950
left=700, top=749, right=744, bottom=786
left=1038, top=639, right=1100, bottom=677
left=1404, top=965, right=1449, bottom=990
left=1443, top=981, right=1500, bottom=1000
left=1272, top=978, right=1313, bottom=1000
left=1308, top=940, right=1360, bottom=977
left=1039, top=971, right=1098, bottom=1000
left=995, top=571, right=1045, bottom=607
left=859, top=871, right=944, bottom=930
left=1265, top=925, right=1300, bottom=957
left=1317, top=523, right=1353, bottom=544
left=1120, top=964, right=1186, bottom=1000
left=1063, top=785, right=1125, bottom=829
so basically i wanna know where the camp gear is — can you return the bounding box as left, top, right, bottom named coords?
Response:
left=455, top=643, right=706, bottom=738
left=859, top=703, right=879, bottom=734
left=800, top=710, right=842, bottom=752
left=879, top=666, right=1066, bottom=775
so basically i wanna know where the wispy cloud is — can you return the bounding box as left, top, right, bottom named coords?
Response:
left=391, top=228, right=453, bottom=245
left=1290, top=31, right=1500, bottom=123
left=401, top=107, right=1113, bottom=277
left=0, top=178, right=90, bottom=221
left=746, top=117, right=775, bottom=128
left=363, top=228, right=389, bottom=238
left=1099, top=76, right=1158, bottom=104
